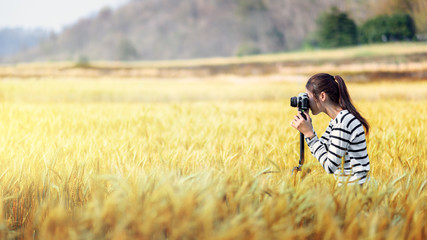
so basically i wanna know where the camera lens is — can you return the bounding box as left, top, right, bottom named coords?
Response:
left=290, top=97, right=298, bottom=107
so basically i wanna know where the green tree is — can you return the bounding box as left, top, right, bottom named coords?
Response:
left=117, top=38, right=139, bottom=61
left=75, top=55, right=90, bottom=68
left=388, top=13, right=416, bottom=40
left=359, top=15, right=390, bottom=43
left=359, top=13, right=416, bottom=43
left=316, top=8, right=358, bottom=48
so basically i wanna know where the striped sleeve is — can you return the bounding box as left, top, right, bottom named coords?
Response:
left=319, top=123, right=332, bottom=144
left=306, top=123, right=350, bottom=174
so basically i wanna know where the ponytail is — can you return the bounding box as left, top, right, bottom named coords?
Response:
left=334, top=75, right=369, bottom=135
left=306, top=73, right=370, bottom=135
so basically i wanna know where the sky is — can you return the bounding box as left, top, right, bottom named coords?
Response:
left=0, top=0, right=129, bottom=32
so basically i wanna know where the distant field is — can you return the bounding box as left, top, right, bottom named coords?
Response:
left=0, top=77, right=425, bottom=239
left=1, top=42, right=427, bottom=80
left=4, top=42, right=427, bottom=67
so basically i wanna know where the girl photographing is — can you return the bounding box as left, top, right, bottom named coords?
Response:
left=290, top=73, right=370, bottom=186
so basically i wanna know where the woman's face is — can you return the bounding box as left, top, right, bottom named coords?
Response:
left=306, top=89, right=323, bottom=115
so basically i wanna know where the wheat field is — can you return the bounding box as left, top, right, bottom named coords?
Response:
left=0, top=77, right=425, bottom=239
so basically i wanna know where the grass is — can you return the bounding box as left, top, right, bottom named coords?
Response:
left=0, top=77, right=425, bottom=239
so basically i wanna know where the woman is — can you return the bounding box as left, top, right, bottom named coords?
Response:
left=290, top=73, right=370, bottom=186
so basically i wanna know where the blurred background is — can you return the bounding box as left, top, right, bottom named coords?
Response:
left=0, top=0, right=426, bottom=86
left=0, top=0, right=426, bottom=63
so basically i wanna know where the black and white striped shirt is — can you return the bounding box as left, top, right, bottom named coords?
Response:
left=306, top=110, right=370, bottom=186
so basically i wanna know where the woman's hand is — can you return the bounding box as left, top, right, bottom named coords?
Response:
left=290, top=111, right=315, bottom=138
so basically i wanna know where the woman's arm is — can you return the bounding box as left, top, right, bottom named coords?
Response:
left=306, top=123, right=350, bottom=173
left=291, top=112, right=350, bottom=174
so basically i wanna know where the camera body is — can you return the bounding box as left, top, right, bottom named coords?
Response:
left=290, top=93, right=309, bottom=113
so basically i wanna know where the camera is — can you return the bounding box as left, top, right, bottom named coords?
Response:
left=290, top=93, right=309, bottom=117
left=290, top=92, right=310, bottom=174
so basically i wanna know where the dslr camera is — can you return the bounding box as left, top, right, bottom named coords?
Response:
left=290, top=93, right=309, bottom=119
left=290, top=93, right=309, bottom=112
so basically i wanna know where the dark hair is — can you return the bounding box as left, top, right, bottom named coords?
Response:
left=306, top=73, right=369, bottom=135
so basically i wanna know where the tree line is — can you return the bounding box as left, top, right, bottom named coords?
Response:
left=311, top=8, right=417, bottom=49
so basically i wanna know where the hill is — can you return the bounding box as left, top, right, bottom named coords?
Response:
left=5, top=0, right=374, bottom=63
left=0, top=28, right=48, bottom=58
left=4, top=0, right=427, bottom=63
